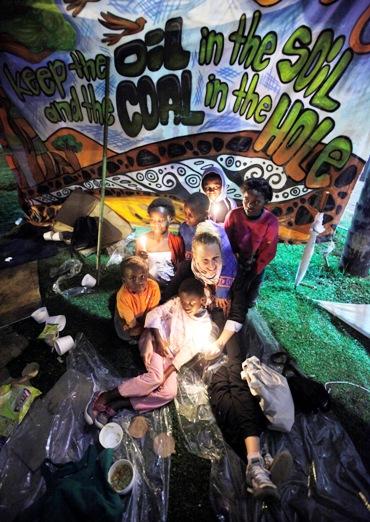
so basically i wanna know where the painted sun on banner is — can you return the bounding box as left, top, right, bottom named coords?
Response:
left=0, top=0, right=369, bottom=241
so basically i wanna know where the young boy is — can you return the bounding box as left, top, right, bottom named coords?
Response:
left=224, top=178, right=279, bottom=309
left=179, top=192, right=236, bottom=312
left=114, top=256, right=160, bottom=343
left=85, top=278, right=218, bottom=427
left=201, top=165, right=237, bottom=223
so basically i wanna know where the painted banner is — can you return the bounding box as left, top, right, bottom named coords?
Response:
left=0, top=0, right=369, bottom=241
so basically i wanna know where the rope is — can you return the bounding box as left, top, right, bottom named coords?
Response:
left=324, top=380, right=370, bottom=394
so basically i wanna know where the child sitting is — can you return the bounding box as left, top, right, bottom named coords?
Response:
left=201, top=165, right=237, bottom=223
left=136, top=197, right=184, bottom=287
left=114, top=256, right=160, bottom=343
left=85, top=278, right=218, bottom=427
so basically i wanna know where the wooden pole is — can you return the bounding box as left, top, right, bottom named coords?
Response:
left=96, top=55, right=110, bottom=285
left=340, top=157, right=370, bottom=276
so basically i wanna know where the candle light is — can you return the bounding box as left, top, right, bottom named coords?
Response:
left=141, top=235, right=147, bottom=252
left=212, top=202, right=221, bottom=220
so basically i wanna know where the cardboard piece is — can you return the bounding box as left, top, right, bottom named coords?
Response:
left=0, top=261, right=41, bottom=327
left=54, top=190, right=132, bottom=252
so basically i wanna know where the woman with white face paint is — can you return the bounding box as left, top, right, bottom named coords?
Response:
left=162, top=221, right=241, bottom=355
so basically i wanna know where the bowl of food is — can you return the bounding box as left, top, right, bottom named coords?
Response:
left=108, top=459, right=136, bottom=495
left=99, top=422, right=123, bottom=449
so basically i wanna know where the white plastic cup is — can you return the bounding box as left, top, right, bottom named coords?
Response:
left=31, top=307, right=49, bottom=323
left=47, top=315, right=66, bottom=332
left=43, top=231, right=63, bottom=241
left=43, top=231, right=54, bottom=241
left=99, top=422, right=123, bottom=449
left=108, top=459, right=137, bottom=495
left=81, top=274, right=97, bottom=288
left=54, top=335, right=75, bottom=355
left=52, top=232, right=63, bottom=241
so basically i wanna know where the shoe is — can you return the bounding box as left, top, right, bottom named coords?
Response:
left=263, top=452, right=274, bottom=470
left=84, top=391, right=106, bottom=425
left=94, top=404, right=117, bottom=429
left=269, top=450, right=294, bottom=487
left=246, top=457, right=279, bottom=501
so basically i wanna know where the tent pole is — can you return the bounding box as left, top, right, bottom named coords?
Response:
left=96, top=56, right=110, bottom=285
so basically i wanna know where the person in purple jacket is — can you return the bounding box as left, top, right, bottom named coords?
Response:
left=163, top=222, right=240, bottom=356
left=179, top=192, right=237, bottom=312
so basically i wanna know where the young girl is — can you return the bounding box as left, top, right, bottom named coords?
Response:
left=85, top=278, right=217, bottom=427
left=136, top=197, right=184, bottom=287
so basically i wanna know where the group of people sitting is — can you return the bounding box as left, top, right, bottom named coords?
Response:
left=84, top=170, right=292, bottom=501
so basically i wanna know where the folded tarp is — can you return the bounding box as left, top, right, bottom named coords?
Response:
left=316, top=300, right=370, bottom=338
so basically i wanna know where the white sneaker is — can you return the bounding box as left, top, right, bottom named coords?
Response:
left=246, top=457, right=279, bottom=501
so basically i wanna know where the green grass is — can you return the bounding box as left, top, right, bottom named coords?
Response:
left=257, top=234, right=370, bottom=467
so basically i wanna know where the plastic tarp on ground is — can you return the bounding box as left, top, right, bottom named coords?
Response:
left=1, top=313, right=369, bottom=521
left=316, top=301, right=370, bottom=338
left=175, top=309, right=370, bottom=521
left=0, top=335, right=172, bottom=522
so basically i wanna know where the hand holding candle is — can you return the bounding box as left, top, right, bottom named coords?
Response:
left=138, top=235, right=148, bottom=259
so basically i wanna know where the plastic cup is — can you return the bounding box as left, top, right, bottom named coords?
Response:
left=54, top=335, right=75, bottom=355
left=43, top=231, right=54, bottom=240
left=99, top=422, right=123, bottom=449
left=108, top=459, right=137, bottom=495
left=47, top=315, right=66, bottom=332
left=31, top=306, right=49, bottom=323
left=81, top=274, right=97, bottom=288
left=52, top=232, right=64, bottom=241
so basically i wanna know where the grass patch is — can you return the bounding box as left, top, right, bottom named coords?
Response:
left=257, top=233, right=370, bottom=468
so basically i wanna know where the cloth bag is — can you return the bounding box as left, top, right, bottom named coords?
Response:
left=72, top=216, right=99, bottom=250
left=16, top=445, right=123, bottom=522
left=241, top=356, right=295, bottom=432
left=270, top=351, right=331, bottom=413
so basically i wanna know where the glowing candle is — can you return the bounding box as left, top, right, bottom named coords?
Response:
left=212, top=202, right=221, bottom=220
left=141, top=235, right=147, bottom=251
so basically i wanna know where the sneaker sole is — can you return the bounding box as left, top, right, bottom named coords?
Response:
left=84, top=404, right=94, bottom=425
left=247, top=484, right=280, bottom=502
left=270, top=450, right=294, bottom=487
left=84, top=392, right=101, bottom=426
left=94, top=416, right=104, bottom=429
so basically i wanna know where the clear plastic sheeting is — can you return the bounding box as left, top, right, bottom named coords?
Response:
left=51, top=259, right=97, bottom=297
left=51, top=258, right=82, bottom=295
left=175, top=366, right=225, bottom=461
left=0, top=335, right=172, bottom=522
left=106, top=234, right=137, bottom=267
left=175, top=309, right=370, bottom=521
